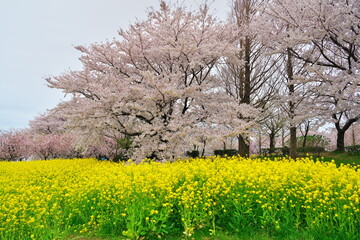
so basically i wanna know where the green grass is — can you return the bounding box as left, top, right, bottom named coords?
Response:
left=255, top=152, right=360, bottom=167
left=66, top=228, right=345, bottom=240
left=317, top=152, right=360, bottom=166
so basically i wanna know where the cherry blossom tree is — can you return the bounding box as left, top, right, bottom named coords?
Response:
left=257, top=0, right=360, bottom=152
left=218, top=0, right=283, bottom=156
left=26, top=109, right=78, bottom=159
left=261, top=106, right=287, bottom=152
left=0, top=129, right=28, bottom=161
left=46, top=2, right=256, bottom=160
left=29, top=109, right=67, bottom=134
left=26, top=133, right=75, bottom=160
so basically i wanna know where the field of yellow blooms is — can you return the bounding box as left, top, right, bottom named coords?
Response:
left=0, top=156, right=360, bottom=240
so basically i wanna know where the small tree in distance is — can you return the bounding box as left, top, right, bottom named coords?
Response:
left=0, top=129, right=27, bottom=161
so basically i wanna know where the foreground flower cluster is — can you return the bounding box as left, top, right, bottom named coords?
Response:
left=0, top=157, right=359, bottom=239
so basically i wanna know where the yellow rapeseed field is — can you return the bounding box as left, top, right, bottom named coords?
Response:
left=0, top=156, right=359, bottom=239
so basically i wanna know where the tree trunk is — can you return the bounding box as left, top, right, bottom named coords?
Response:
left=238, top=135, right=250, bottom=157
left=236, top=37, right=252, bottom=157
left=243, top=36, right=251, bottom=104
left=290, top=126, right=297, bottom=159
left=302, top=122, right=310, bottom=147
left=287, top=48, right=297, bottom=159
left=201, top=140, right=206, bottom=157
left=258, top=131, right=262, bottom=155
left=281, top=128, right=286, bottom=148
left=336, top=130, right=345, bottom=152
left=269, top=133, right=275, bottom=153
left=236, top=1, right=252, bottom=157
left=302, top=135, right=307, bottom=147
left=333, top=115, right=359, bottom=152
left=352, top=125, right=356, bottom=146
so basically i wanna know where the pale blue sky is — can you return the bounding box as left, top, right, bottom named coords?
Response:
left=0, top=0, right=229, bottom=130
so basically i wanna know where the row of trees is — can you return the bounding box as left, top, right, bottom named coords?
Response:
left=1, top=117, right=359, bottom=161
left=1, top=121, right=359, bottom=161
left=0, top=127, right=119, bottom=161
left=1, top=0, right=359, bottom=161
left=0, top=129, right=74, bottom=161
